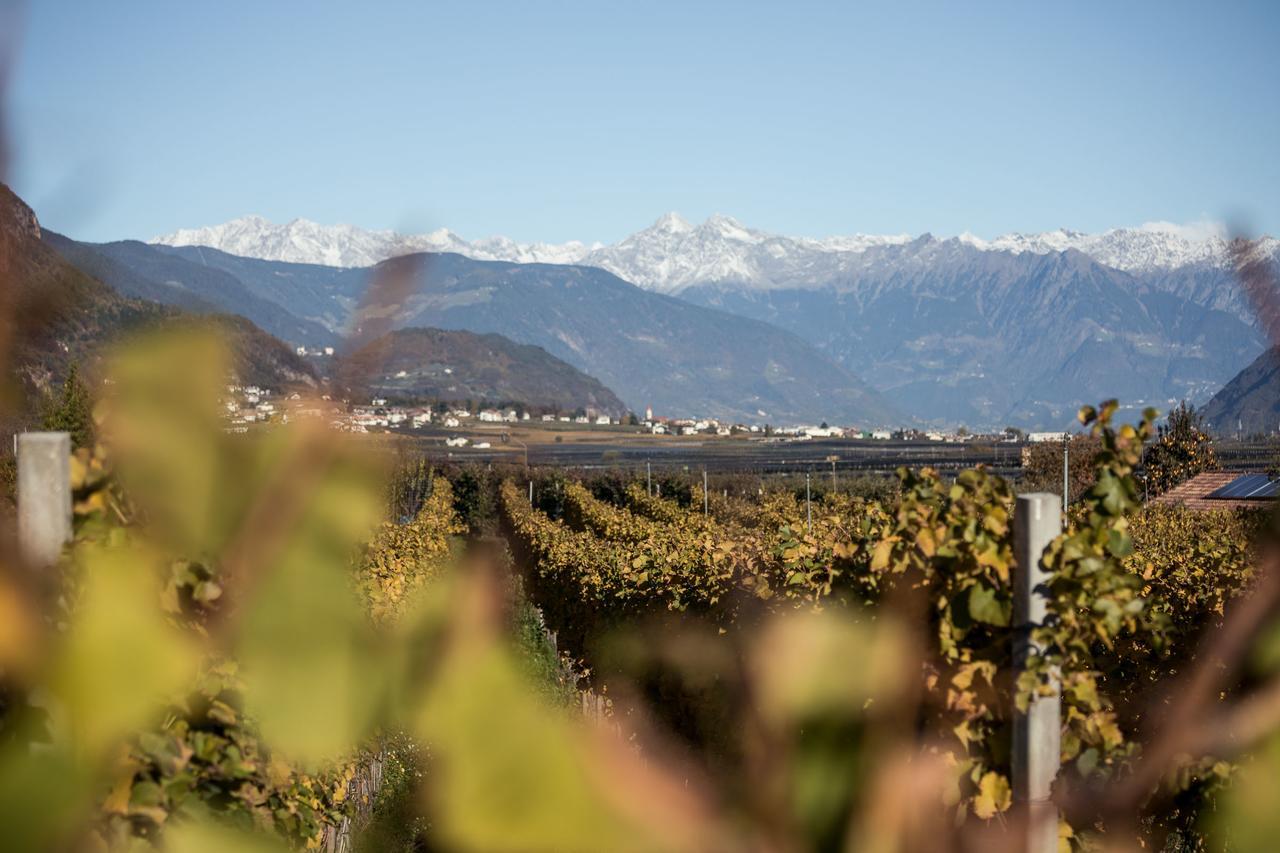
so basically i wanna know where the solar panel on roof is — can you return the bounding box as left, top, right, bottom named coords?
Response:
left=1206, top=474, right=1280, bottom=500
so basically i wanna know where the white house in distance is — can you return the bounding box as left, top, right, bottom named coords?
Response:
left=1028, top=431, right=1068, bottom=443
left=445, top=436, right=468, bottom=447
left=595, top=415, right=611, bottom=426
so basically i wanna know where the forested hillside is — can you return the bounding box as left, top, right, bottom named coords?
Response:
left=1201, top=345, right=1280, bottom=435
left=0, top=185, right=317, bottom=406
left=337, top=327, right=627, bottom=415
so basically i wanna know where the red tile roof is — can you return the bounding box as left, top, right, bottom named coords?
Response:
left=1151, top=470, right=1274, bottom=511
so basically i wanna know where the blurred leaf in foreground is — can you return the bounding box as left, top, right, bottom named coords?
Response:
left=0, top=745, right=92, bottom=853
left=413, top=570, right=720, bottom=853
left=100, top=329, right=230, bottom=559
left=233, top=425, right=387, bottom=768
left=1208, top=732, right=1280, bottom=852
left=164, top=817, right=291, bottom=853
left=51, top=542, right=198, bottom=759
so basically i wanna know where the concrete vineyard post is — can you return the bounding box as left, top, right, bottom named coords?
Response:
left=805, top=472, right=812, bottom=533
left=17, top=432, right=72, bottom=568
left=647, top=460, right=652, bottom=497
left=1013, top=493, right=1062, bottom=853
left=703, top=469, right=708, bottom=516
left=1062, top=440, right=1069, bottom=518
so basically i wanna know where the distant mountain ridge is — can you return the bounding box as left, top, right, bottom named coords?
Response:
left=681, top=241, right=1262, bottom=426
left=135, top=210, right=1280, bottom=428
left=155, top=215, right=602, bottom=270
left=43, top=233, right=341, bottom=347
left=153, top=211, right=1279, bottom=290
left=51, top=237, right=899, bottom=426
left=39, top=219, right=634, bottom=415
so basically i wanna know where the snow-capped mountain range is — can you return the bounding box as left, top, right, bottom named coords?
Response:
left=145, top=209, right=1280, bottom=428
left=153, top=212, right=1276, bottom=294
left=155, top=215, right=601, bottom=270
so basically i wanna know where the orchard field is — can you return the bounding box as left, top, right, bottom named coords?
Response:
left=3, top=332, right=1278, bottom=853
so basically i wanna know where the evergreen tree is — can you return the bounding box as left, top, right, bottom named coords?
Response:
left=42, top=363, right=94, bottom=449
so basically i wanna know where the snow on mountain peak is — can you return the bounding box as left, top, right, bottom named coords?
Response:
left=970, top=221, right=1240, bottom=272
left=652, top=211, right=693, bottom=234
left=703, top=212, right=749, bottom=234
left=152, top=211, right=1274, bottom=295
left=151, top=217, right=597, bottom=268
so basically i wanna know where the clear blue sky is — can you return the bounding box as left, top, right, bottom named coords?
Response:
left=7, top=0, right=1280, bottom=243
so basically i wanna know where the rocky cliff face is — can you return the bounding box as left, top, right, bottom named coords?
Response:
left=0, top=185, right=40, bottom=242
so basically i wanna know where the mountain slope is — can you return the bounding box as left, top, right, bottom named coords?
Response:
left=0, top=185, right=169, bottom=397
left=184, top=313, right=320, bottom=392
left=151, top=210, right=1278, bottom=427
left=337, top=327, right=628, bottom=416
left=679, top=240, right=1263, bottom=427
left=377, top=254, right=900, bottom=425
left=0, top=185, right=317, bottom=401
left=1200, top=347, right=1280, bottom=436
left=42, top=233, right=340, bottom=347
left=93, top=243, right=901, bottom=425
